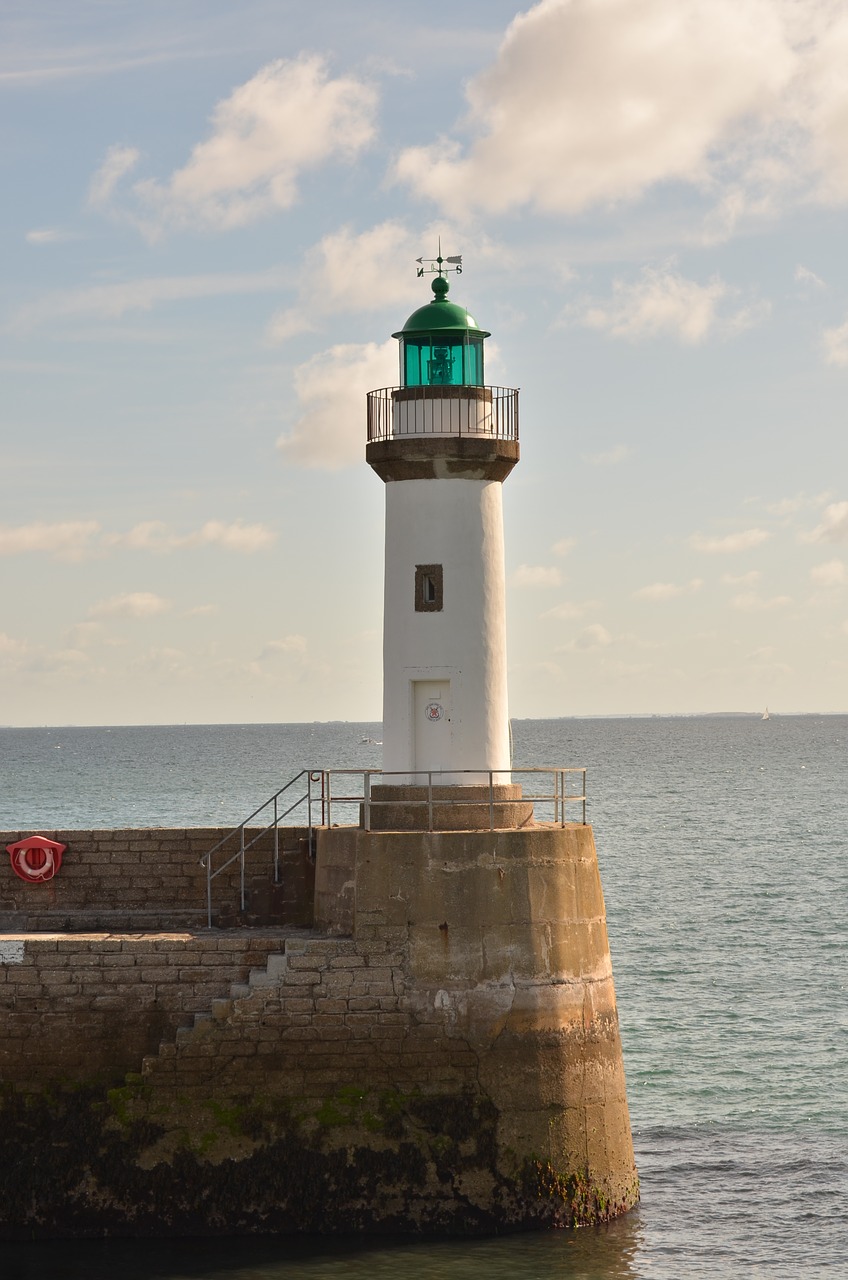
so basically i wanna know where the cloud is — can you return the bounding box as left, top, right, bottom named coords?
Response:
left=795, top=263, right=826, bottom=289
left=88, top=144, right=140, bottom=207
left=579, top=266, right=767, bottom=344
left=541, top=599, right=598, bottom=620
left=0, top=520, right=101, bottom=560
left=510, top=564, right=563, bottom=588
left=89, top=592, right=170, bottom=619
left=570, top=623, right=613, bottom=651
left=267, top=221, right=424, bottom=342
left=25, top=228, right=76, bottom=245
left=258, top=636, right=308, bottom=658
left=731, top=592, right=791, bottom=611
left=551, top=537, right=576, bottom=557
left=690, top=528, right=770, bottom=553
left=112, top=519, right=275, bottom=553
left=98, top=57, right=377, bottom=235
left=582, top=443, right=632, bottom=465
left=721, top=570, right=761, bottom=585
left=811, top=559, right=847, bottom=587
left=634, top=578, right=703, bottom=600
left=10, top=269, right=287, bottom=332
left=0, top=632, right=29, bottom=660
left=277, top=339, right=397, bottom=469
left=822, top=319, right=848, bottom=366
left=803, top=501, right=848, bottom=543
left=394, top=0, right=796, bottom=219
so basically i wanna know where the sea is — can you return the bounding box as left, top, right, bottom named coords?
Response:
left=0, top=715, right=846, bottom=1279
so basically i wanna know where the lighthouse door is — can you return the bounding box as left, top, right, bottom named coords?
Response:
left=412, top=680, right=452, bottom=777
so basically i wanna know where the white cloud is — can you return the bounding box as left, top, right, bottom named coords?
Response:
left=732, top=592, right=792, bottom=611
left=690, top=528, right=771, bottom=553
left=579, top=266, right=767, bottom=345
left=634, top=578, right=703, bottom=601
left=0, top=632, right=29, bottom=660
left=721, top=570, right=761, bottom=585
left=268, top=221, right=425, bottom=342
left=258, top=636, right=308, bottom=658
left=811, top=559, right=847, bottom=587
left=88, top=144, right=140, bottom=207
left=582, top=443, right=632, bottom=465
left=822, top=319, right=848, bottom=366
left=551, top=537, right=576, bottom=557
left=107, top=57, right=377, bottom=234
left=25, top=228, right=75, bottom=245
left=0, top=520, right=101, bottom=560
left=541, top=599, right=598, bottom=620
left=10, top=269, right=287, bottom=332
left=795, top=263, right=826, bottom=289
left=89, top=592, right=170, bottom=619
left=803, top=501, right=848, bottom=543
left=570, top=623, right=613, bottom=651
left=277, top=339, right=397, bottom=469
left=185, top=520, right=275, bottom=552
left=510, top=564, right=562, bottom=588
left=395, top=0, right=796, bottom=219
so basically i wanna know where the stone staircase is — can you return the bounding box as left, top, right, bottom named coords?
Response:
left=139, top=928, right=332, bottom=1080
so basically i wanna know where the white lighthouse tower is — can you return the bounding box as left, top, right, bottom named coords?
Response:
left=367, top=254, right=519, bottom=788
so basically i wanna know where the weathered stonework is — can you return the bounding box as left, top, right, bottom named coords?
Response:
left=0, top=819, right=637, bottom=1237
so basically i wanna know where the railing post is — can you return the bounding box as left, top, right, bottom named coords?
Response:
left=326, top=770, right=332, bottom=828
left=488, top=770, right=495, bottom=831
left=583, top=769, right=587, bottom=826
left=364, top=770, right=371, bottom=832
left=240, top=826, right=246, bottom=912
left=273, top=795, right=280, bottom=884
left=427, top=773, right=434, bottom=831
left=206, top=854, right=212, bottom=929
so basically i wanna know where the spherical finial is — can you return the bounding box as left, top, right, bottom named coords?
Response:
left=432, top=275, right=450, bottom=301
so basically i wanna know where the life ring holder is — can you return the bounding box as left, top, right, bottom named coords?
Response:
left=6, top=836, right=66, bottom=883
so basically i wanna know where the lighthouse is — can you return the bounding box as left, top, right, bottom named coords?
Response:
left=367, top=254, right=518, bottom=788
left=311, top=255, right=638, bottom=1231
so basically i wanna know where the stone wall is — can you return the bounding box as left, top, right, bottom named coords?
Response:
left=0, top=932, right=288, bottom=1083
left=0, top=822, right=637, bottom=1238
left=0, top=827, right=314, bottom=930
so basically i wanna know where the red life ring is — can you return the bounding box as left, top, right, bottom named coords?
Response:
left=6, top=836, right=66, bottom=883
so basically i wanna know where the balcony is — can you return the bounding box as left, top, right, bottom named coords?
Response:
left=367, top=385, right=519, bottom=443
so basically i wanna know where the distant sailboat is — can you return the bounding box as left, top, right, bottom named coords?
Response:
left=762, top=707, right=770, bottom=720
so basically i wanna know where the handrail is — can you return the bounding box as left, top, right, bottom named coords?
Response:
left=200, top=769, right=320, bottom=928
left=200, top=765, right=586, bottom=927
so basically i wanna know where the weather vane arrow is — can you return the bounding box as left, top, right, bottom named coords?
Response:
left=416, top=239, right=463, bottom=278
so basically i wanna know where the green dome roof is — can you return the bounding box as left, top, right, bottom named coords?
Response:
left=393, top=276, right=490, bottom=339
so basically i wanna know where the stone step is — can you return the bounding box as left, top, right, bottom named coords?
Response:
left=247, top=967, right=280, bottom=988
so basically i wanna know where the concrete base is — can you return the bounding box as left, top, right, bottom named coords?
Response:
left=363, top=783, right=535, bottom=831
left=313, top=821, right=638, bottom=1222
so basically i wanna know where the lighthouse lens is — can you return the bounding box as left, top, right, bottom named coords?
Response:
left=401, top=336, right=484, bottom=387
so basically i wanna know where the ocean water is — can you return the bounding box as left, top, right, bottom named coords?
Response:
left=1, top=715, right=846, bottom=1278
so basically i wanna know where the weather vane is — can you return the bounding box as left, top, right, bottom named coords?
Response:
left=416, top=237, right=462, bottom=279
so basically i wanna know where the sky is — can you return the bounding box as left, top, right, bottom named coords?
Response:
left=2, top=0, right=848, bottom=726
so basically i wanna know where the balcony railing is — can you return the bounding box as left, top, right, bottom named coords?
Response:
left=367, top=385, right=519, bottom=443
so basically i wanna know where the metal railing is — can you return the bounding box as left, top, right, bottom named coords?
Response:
left=200, top=767, right=586, bottom=927
left=367, top=385, right=519, bottom=443
left=200, top=769, right=321, bottom=928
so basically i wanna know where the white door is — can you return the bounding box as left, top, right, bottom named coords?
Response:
left=413, top=680, right=452, bottom=777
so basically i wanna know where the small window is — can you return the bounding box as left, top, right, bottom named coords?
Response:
left=415, top=564, right=443, bottom=612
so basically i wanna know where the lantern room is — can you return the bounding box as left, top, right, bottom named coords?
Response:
left=393, top=274, right=490, bottom=388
